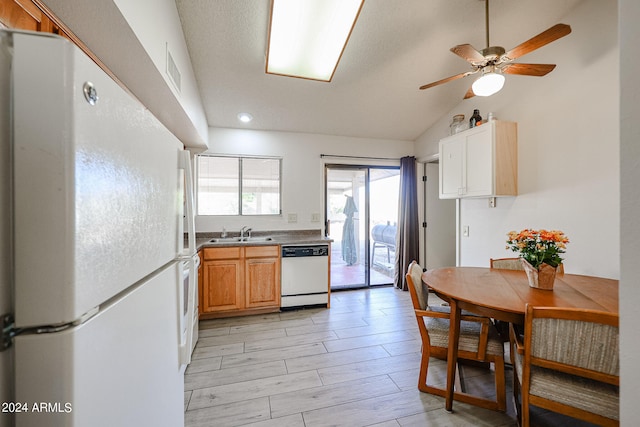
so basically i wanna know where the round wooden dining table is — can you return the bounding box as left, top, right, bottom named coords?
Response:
left=421, top=266, right=619, bottom=412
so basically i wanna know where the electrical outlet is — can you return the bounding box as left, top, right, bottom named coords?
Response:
left=489, top=197, right=497, bottom=208
left=311, top=213, right=321, bottom=222
left=288, top=213, right=298, bottom=223
left=463, top=225, right=470, bottom=237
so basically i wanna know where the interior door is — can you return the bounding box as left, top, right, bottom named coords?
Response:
left=424, top=162, right=456, bottom=269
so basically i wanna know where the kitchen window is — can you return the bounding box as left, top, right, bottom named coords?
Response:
left=197, top=155, right=281, bottom=216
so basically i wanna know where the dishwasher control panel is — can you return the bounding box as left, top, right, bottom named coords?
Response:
left=282, top=245, right=329, bottom=257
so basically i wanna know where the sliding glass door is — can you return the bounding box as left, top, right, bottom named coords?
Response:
left=326, top=167, right=367, bottom=289
left=325, top=165, right=400, bottom=289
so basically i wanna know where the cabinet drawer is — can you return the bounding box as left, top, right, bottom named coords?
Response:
left=203, top=247, right=242, bottom=260
left=245, top=245, right=279, bottom=258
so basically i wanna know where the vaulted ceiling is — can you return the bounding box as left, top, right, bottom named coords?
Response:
left=175, top=0, right=583, bottom=141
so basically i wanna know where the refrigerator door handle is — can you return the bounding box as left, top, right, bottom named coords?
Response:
left=180, top=150, right=196, bottom=256
left=179, top=256, right=197, bottom=367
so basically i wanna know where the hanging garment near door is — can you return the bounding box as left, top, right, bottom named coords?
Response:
left=342, top=196, right=358, bottom=265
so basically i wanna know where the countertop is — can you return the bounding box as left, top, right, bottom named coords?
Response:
left=194, top=229, right=332, bottom=250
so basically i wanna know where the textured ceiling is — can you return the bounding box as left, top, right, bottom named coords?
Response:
left=175, top=0, right=583, bottom=141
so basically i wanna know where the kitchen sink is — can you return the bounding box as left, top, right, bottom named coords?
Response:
left=209, top=237, right=242, bottom=243
left=209, top=236, right=273, bottom=243
left=243, top=236, right=273, bottom=242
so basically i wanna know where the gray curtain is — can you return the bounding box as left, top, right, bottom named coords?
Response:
left=394, top=156, right=420, bottom=291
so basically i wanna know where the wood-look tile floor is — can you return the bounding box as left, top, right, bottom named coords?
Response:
left=184, top=287, right=599, bottom=427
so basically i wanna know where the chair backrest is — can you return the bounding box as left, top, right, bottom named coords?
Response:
left=525, top=305, right=619, bottom=381
left=490, top=257, right=524, bottom=270
left=491, top=257, right=565, bottom=274
left=406, top=260, right=428, bottom=310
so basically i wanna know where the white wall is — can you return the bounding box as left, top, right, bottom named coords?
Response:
left=112, top=0, right=208, bottom=145
left=197, top=128, right=414, bottom=234
left=415, top=0, right=619, bottom=279
left=619, top=0, right=640, bottom=424
left=41, top=0, right=208, bottom=148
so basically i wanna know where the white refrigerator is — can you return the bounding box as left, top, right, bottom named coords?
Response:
left=2, top=30, right=197, bottom=426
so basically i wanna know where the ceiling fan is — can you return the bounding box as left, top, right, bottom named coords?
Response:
left=419, top=0, right=571, bottom=98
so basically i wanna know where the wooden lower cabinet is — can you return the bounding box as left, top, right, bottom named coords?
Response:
left=197, top=250, right=203, bottom=316
left=245, top=259, right=278, bottom=308
left=201, top=245, right=280, bottom=318
left=204, top=258, right=243, bottom=312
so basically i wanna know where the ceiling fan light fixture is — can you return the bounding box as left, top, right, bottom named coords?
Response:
left=471, top=69, right=505, bottom=97
left=266, top=0, right=364, bottom=82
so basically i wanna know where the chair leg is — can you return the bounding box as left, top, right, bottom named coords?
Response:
left=455, top=363, right=464, bottom=393
left=521, top=385, right=530, bottom=427
left=417, top=353, right=508, bottom=413
left=512, top=372, right=521, bottom=426
left=417, top=346, right=431, bottom=393
left=494, top=357, right=506, bottom=412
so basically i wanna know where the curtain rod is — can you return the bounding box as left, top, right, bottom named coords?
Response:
left=320, top=154, right=402, bottom=161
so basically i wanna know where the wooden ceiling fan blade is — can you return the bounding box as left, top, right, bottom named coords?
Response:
left=419, top=71, right=472, bottom=90
left=503, top=23, right=571, bottom=60
left=463, top=87, right=475, bottom=99
left=502, top=63, right=557, bottom=76
left=450, top=44, right=485, bottom=64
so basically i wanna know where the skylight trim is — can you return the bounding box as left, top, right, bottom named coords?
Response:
left=265, top=0, right=364, bottom=82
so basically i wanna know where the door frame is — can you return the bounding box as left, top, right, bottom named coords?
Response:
left=420, top=156, right=458, bottom=270
left=324, top=163, right=400, bottom=288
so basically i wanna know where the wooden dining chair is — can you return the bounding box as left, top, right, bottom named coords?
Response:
left=510, top=305, right=619, bottom=427
left=490, top=257, right=565, bottom=274
left=406, top=261, right=507, bottom=412
left=489, top=257, right=565, bottom=341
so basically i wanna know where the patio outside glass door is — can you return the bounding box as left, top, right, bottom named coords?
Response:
left=325, top=165, right=399, bottom=289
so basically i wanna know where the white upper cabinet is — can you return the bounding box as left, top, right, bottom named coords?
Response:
left=439, top=120, right=518, bottom=199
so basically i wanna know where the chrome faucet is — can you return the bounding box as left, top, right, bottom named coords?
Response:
left=240, top=226, right=252, bottom=240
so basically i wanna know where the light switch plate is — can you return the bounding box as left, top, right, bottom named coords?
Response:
left=463, top=225, right=470, bottom=237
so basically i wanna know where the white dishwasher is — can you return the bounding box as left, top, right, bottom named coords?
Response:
left=281, top=244, right=329, bottom=308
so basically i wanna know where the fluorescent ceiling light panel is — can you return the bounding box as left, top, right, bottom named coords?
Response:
left=266, top=0, right=364, bottom=82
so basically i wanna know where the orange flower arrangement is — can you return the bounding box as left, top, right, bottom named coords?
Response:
left=506, top=229, right=569, bottom=269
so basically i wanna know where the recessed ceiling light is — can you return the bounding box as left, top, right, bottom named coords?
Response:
left=266, top=0, right=364, bottom=82
left=237, top=113, right=253, bottom=123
